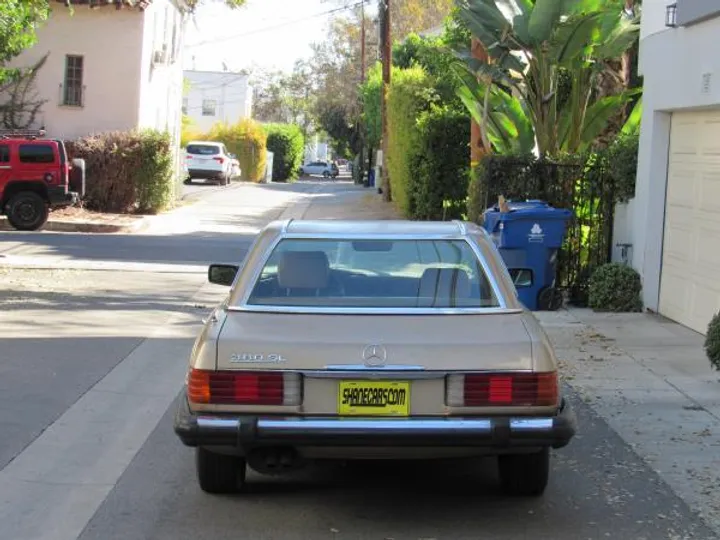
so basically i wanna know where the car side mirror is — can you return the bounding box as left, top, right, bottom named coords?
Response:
left=208, top=264, right=239, bottom=286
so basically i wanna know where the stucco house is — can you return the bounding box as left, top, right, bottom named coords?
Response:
left=628, top=0, right=720, bottom=334
left=5, top=0, right=188, bottom=160
left=183, top=69, right=253, bottom=133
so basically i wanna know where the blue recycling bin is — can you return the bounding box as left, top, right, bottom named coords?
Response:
left=482, top=200, right=573, bottom=311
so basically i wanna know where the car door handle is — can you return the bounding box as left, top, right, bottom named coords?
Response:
left=0, top=165, right=11, bottom=169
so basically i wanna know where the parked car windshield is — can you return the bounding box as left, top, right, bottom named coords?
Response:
left=187, top=144, right=220, bottom=155
left=246, top=239, right=500, bottom=308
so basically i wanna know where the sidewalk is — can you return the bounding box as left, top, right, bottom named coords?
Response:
left=536, top=309, right=720, bottom=533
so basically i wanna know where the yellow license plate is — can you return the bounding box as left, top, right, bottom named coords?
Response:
left=338, top=381, right=410, bottom=416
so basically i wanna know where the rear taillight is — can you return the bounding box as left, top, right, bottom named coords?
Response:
left=186, top=155, right=193, bottom=160
left=188, top=369, right=301, bottom=406
left=446, top=372, right=558, bottom=407
left=213, top=157, right=225, bottom=164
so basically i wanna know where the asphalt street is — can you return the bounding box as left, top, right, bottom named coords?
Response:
left=0, top=179, right=716, bottom=540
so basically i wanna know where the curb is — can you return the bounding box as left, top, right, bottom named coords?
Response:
left=0, top=215, right=150, bottom=234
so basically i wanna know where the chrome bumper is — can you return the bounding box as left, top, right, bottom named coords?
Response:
left=174, top=398, right=577, bottom=450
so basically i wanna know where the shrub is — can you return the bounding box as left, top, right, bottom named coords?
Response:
left=264, top=123, right=304, bottom=182
left=604, top=133, right=639, bottom=203
left=206, top=118, right=267, bottom=182
left=65, top=129, right=174, bottom=214
left=134, top=129, right=174, bottom=214
left=704, top=313, right=720, bottom=371
left=588, top=263, right=643, bottom=312
left=409, top=105, right=470, bottom=220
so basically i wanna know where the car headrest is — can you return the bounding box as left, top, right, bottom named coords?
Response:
left=277, top=251, right=330, bottom=289
left=419, top=267, right=472, bottom=300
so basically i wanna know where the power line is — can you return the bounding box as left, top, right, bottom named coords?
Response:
left=185, top=0, right=370, bottom=49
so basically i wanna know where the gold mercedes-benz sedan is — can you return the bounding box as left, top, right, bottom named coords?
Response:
left=174, top=219, right=577, bottom=496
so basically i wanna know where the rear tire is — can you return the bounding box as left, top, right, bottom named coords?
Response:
left=196, top=447, right=247, bottom=494
left=6, top=191, right=49, bottom=231
left=497, top=448, right=550, bottom=497
left=323, top=171, right=331, bottom=178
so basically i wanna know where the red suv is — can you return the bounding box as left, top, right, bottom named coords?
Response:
left=0, top=130, right=82, bottom=231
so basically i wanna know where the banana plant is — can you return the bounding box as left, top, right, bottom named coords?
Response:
left=454, top=0, right=641, bottom=157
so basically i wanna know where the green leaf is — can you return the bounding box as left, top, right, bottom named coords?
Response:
left=466, top=0, right=511, bottom=33
left=528, top=0, right=566, bottom=44
left=550, top=13, right=603, bottom=65
left=493, top=89, right=535, bottom=153
left=513, top=13, right=531, bottom=45
left=457, top=8, right=504, bottom=52
left=577, top=93, right=634, bottom=151
left=621, top=95, right=643, bottom=135
left=594, top=16, right=639, bottom=59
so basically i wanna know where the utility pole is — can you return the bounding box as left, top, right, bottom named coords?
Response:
left=360, top=1, right=366, bottom=82
left=379, top=0, right=391, bottom=200
left=357, top=0, right=367, bottom=185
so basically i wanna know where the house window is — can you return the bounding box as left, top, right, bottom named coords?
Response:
left=63, top=55, right=84, bottom=107
left=0, top=145, right=9, bottom=163
left=202, top=99, right=216, bottom=116
left=182, top=97, right=188, bottom=115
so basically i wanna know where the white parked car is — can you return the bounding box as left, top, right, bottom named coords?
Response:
left=184, top=141, right=235, bottom=185
left=299, top=161, right=339, bottom=178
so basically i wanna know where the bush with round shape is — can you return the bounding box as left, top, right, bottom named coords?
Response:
left=264, top=123, right=304, bottom=182
left=704, top=313, right=720, bottom=371
left=588, top=262, right=642, bottom=312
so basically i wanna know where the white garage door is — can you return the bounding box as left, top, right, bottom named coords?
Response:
left=659, top=109, right=720, bottom=334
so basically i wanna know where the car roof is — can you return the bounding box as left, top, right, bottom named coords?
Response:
left=279, top=219, right=481, bottom=238
left=187, top=141, right=222, bottom=146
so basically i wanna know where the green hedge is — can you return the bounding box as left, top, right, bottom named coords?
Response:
left=386, top=65, right=434, bottom=216
left=409, top=105, right=470, bottom=220
left=602, top=133, right=639, bottom=203
left=264, top=123, right=304, bottom=182
left=206, top=119, right=267, bottom=182
left=65, top=129, right=174, bottom=214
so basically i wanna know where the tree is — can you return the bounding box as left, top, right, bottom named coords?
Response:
left=250, top=62, right=315, bottom=137
left=0, top=0, right=49, bottom=84
left=389, top=0, right=454, bottom=40
left=454, top=0, right=641, bottom=157
left=186, top=0, right=247, bottom=10
left=0, top=53, right=47, bottom=129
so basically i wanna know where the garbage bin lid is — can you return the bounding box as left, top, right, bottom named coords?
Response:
left=486, top=199, right=573, bottom=220
left=490, top=199, right=549, bottom=211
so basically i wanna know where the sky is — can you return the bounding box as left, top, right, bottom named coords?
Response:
left=183, top=0, right=375, bottom=75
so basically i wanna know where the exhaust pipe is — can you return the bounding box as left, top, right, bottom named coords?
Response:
left=247, top=447, right=305, bottom=475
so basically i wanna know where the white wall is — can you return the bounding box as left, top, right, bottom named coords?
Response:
left=138, top=0, right=184, bottom=135
left=640, top=0, right=676, bottom=39
left=137, top=0, right=186, bottom=195
left=183, top=70, right=252, bottom=132
left=631, top=9, right=720, bottom=310
left=7, top=5, right=145, bottom=140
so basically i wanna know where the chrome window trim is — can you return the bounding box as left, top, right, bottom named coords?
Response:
left=230, top=231, right=515, bottom=314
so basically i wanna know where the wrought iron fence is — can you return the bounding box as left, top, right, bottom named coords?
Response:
left=480, top=156, right=615, bottom=306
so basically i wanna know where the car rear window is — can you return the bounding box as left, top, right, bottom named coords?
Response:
left=19, top=144, right=55, bottom=164
left=186, top=144, right=220, bottom=155
left=246, top=239, right=500, bottom=309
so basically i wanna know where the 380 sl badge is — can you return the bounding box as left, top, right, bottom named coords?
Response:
left=230, top=353, right=287, bottom=364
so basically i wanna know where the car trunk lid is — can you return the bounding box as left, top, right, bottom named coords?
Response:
left=215, top=311, right=533, bottom=371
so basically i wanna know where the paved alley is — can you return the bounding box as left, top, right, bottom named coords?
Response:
left=0, top=180, right=717, bottom=540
